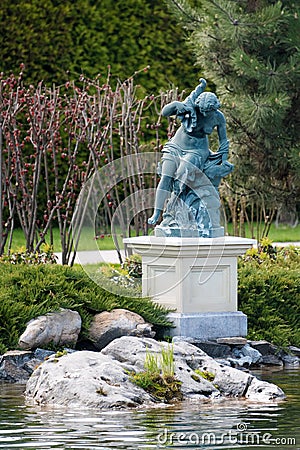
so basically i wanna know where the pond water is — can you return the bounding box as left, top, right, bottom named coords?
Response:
left=0, top=368, right=299, bottom=449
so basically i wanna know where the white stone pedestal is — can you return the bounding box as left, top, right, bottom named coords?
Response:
left=123, top=236, right=255, bottom=340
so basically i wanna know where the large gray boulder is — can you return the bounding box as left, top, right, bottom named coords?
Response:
left=87, top=308, right=155, bottom=350
left=26, top=350, right=153, bottom=409
left=25, top=336, right=286, bottom=409
left=18, top=309, right=81, bottom=350
left=102, top=337, right=219, bottom=400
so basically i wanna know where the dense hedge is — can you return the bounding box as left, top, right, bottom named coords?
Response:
left=0, top=263, right=172, bottom=353
left=0, top=0, right=199, bottom=92
left=238, top=243, right=300, bottom=347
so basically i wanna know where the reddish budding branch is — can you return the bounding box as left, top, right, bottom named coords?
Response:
left=0, top=70, right=180, bottom=264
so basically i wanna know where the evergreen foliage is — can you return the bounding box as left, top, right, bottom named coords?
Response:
left=238, top=243, right=300, bottom=347
left=0, top=263, right=173, bottom=352
left=0, top=0, right=199, bottom=92
left=165, top=0, right=300, bottom=225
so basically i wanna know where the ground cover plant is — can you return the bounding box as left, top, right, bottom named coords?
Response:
left=238, top=240, right=300, bottom=347
left=0, top=261, right=172, bottom=354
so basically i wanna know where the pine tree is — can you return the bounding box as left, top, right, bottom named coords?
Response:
left=166, top=0, right=300, bottom=227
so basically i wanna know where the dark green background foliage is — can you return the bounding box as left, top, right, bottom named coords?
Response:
left=0, top=263, right=172, bottom=353
left=166, top=0, right=300, bottom=218
left=238, top=246, right=300, bottom=347
left=0, top=0, right=199, bottom=91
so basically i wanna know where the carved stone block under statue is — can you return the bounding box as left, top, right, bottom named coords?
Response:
left=123, top=236, right=255, bottom=339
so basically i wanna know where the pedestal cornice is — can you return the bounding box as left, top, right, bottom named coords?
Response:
left=123, top=235, right=256, bottom=258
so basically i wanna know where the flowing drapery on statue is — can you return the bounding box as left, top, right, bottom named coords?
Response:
left=148, top=78, right=234, bottom=237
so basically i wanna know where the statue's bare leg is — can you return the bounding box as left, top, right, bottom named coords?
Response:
left=148, top=158, right=177, bottom=225
left=148, top=176, right=173, bottom=224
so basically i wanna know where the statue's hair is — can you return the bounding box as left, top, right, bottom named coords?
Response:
left=195, top=92, right=220, bottom=112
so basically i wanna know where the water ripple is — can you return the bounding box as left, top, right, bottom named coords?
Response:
left=0, top=369, right=299, bottom=449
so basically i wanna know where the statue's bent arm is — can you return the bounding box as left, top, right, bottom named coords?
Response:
left=162, top=78, right=207, bottom=118
left=187, top=78, right=207, bottom=104
left=162, top=101, right=187, bottom=117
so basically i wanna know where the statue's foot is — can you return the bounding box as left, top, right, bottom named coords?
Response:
left=148, top=210, right=161, bottom=225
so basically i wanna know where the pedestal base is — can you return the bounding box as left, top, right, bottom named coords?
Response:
left=167, top=311, right=247, bottom=339
left=123, top=235, right=255, bottom=339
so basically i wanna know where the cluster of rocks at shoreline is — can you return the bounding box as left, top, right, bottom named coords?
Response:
left=173, top=336, right=300, bottom=370
left=0, top=308, right=299, bottom=409
left=17, top=308, right=156, bottom=351
left=1, top=336, right=299, bottom=385
left=24, top=336, right=286, bottom=409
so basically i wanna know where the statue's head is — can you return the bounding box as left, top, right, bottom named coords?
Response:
left=195, top=92, right=220, bottom=115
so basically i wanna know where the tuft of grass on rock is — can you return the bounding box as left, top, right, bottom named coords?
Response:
left=129, top=345, right=183, bottom=403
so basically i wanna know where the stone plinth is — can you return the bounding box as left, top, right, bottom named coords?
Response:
left=154, top=226, right=225, bottom=238
left=123, top=236, right=255, bottom=339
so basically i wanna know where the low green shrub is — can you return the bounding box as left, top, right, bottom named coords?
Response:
left=238, top=243, right=300, bottom=347
left=0, top=244, right=57, bottom=265
left=121, top=254, right=142, bottom=278
left=0, top=263, right=173, bottom=352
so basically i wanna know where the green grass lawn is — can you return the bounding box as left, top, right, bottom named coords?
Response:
left=5, top=222, right=300, bottom=253
left=6, top=227, right=124, bottom=253
left=226, top=222, right=300, bottom=242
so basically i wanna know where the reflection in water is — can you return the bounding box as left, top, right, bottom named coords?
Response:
left=0, top=369, right=299, bottom=449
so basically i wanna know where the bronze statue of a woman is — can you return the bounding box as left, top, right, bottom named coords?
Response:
left=148, top=78, right=234, bottom=237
